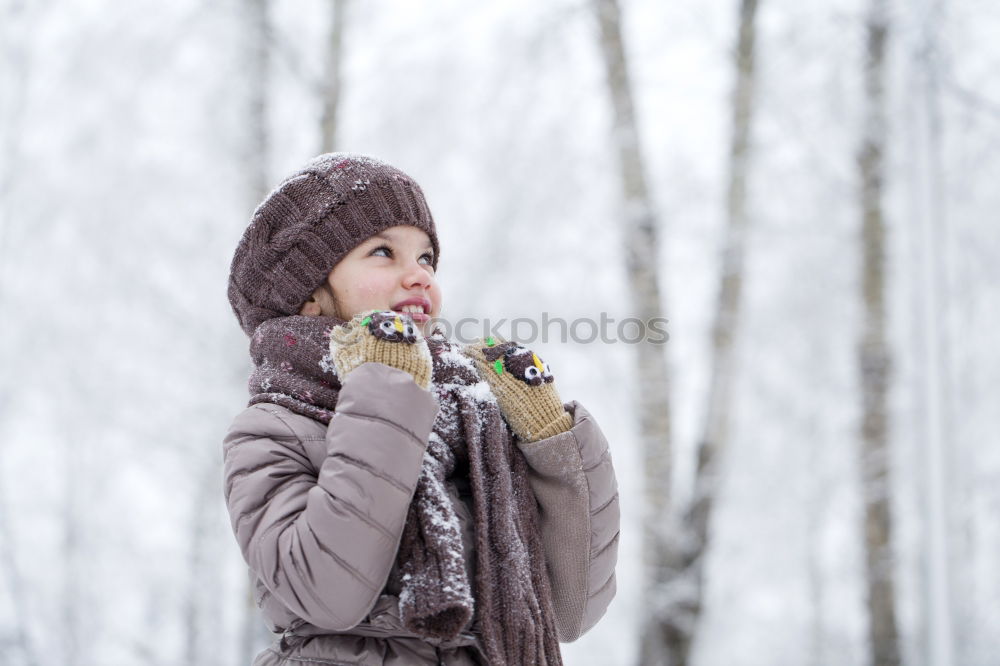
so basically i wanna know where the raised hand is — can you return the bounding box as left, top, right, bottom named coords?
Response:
left=329, top=310, right=433, bottom=390
left=462, top=337, right=572, bottom=442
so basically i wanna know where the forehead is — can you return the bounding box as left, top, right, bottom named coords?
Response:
left=368, top=225, right=433, bottom=248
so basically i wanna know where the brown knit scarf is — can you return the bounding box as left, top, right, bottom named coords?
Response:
left=246, top=315, right=563, bottom=666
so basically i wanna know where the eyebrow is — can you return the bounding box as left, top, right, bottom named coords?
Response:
left=370, top=230, right=434, bottom=250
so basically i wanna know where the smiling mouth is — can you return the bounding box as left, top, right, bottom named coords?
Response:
left=390, top=307, right=430, bottom=323
left=395, top=304, right=426, bottom=315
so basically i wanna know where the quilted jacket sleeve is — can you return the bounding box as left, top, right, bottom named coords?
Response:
left=222, top=362, right=439, bottom=631
left=515, top=400, right=620, bottom=642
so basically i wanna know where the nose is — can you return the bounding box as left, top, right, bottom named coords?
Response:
left=401, top=256, right=432, bottom=290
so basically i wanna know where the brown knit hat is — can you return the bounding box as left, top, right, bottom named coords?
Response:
left=227, top=153, right=440, bottom=337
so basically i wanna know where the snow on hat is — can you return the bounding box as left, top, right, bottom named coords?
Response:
left=227, top=152, right=440, bottom=337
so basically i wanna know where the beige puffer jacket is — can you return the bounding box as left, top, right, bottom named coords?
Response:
left=222, top=362, right=619, bottom=665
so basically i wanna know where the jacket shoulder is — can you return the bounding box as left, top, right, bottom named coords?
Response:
left=226, top=402, right=326, bottom=442
left=223, top=402, right=328, bottom=473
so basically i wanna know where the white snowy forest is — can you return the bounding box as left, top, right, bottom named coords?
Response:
left=1, top=0, right=998, bottom=664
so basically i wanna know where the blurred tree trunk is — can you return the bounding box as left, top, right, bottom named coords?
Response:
left=591, top=1, right=672, bottom=662
left=0, top=5, right=38, bottom=660
left=805, top=417, right=829, bottom=666
left=247, top=0, right=271, bottom=204
left=5, top=6, right=81, bottom=665
left=650, top=1, right=760, bottom=664
left=62, top=398, right=85, bottom=666
left=0, top=475, right=40, bottom=666
left=236, top=0, right=277, bottom=663
left=907, top=1, right=956, bottom=663
left=856, top=0, right=900, bottom=664
left=184, top=463, right=223, bottom=666
left=319, top=0, right=347, bottom=153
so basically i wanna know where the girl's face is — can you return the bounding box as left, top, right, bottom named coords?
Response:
left=300, top=225, right=442, bottom=336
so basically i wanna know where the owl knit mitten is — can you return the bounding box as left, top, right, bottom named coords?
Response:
left=329, top=310, right=433, bottom=390
left=462, top=337, right=573, bottom=442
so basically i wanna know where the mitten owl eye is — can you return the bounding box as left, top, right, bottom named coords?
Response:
left=481, top=339, right=555, bottom=386
left=508, top=348, right=554, bottom=386
left=365, top=310, right=418, bottom=343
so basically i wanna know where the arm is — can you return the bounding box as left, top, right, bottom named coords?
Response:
left=516, top=400, right=620, bottom=642
left=222, top=362, right=439, bottom=631
left=459, top=337, right=620, bottom=640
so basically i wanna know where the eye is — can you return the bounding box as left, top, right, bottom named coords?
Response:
left=542, top=362, right=552, bottom=377
left=380, top=319, right=397, bottom=334
left=419, top=252, right=434, bottom=265
left=403, top=322, right=415, bottom=337
left=370, top=245, right=392, bottom=258
left=524, top=366, right=541, bottom=381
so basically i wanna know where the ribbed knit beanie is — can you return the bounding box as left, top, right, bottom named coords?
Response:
left=227, top=153, right=440, bottom=337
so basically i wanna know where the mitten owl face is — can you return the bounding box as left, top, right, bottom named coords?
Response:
left=364, top=310, right=419, bottom=343
left=481, top=339, right=554, bottom=386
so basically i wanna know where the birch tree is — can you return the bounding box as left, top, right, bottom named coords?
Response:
left=247, top=0, right=271, bottom=205
left=591, top=0, right=672, bottom=661
left=907, top=0, right=954, bottom=663
left=0, top=476, right=39, bottom=666
left=61, top=373, right=88, bottom=666
left=184, top=463, right=226, bottom=665
left=653, top=1, right=761, bottom=663
left=856, top=0, right=901, bottom=663
left=320, top=0, right=347, bottom=153
left=0, top=3, right=38, bottom=658
left=238, top=0, right=276, bottom=662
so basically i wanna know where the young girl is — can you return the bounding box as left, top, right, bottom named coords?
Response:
left=223, top=153, right=620, bottom=665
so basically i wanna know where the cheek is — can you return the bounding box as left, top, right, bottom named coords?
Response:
left=428, top=283, right=443, bottom=315
left=343, top=276, right=394, bottom=308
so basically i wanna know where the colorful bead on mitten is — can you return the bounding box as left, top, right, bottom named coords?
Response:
left=329, top=310, right=433, bottom=390
left=461, top=337, right=573, bottom=442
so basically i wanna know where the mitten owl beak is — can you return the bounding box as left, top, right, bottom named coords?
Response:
left=393, top=316, right=404, bottom=333
left=532, top=354, right=544, bottom=372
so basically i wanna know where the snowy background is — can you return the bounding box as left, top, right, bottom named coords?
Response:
left=1, top=0, right=998, bottom=664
